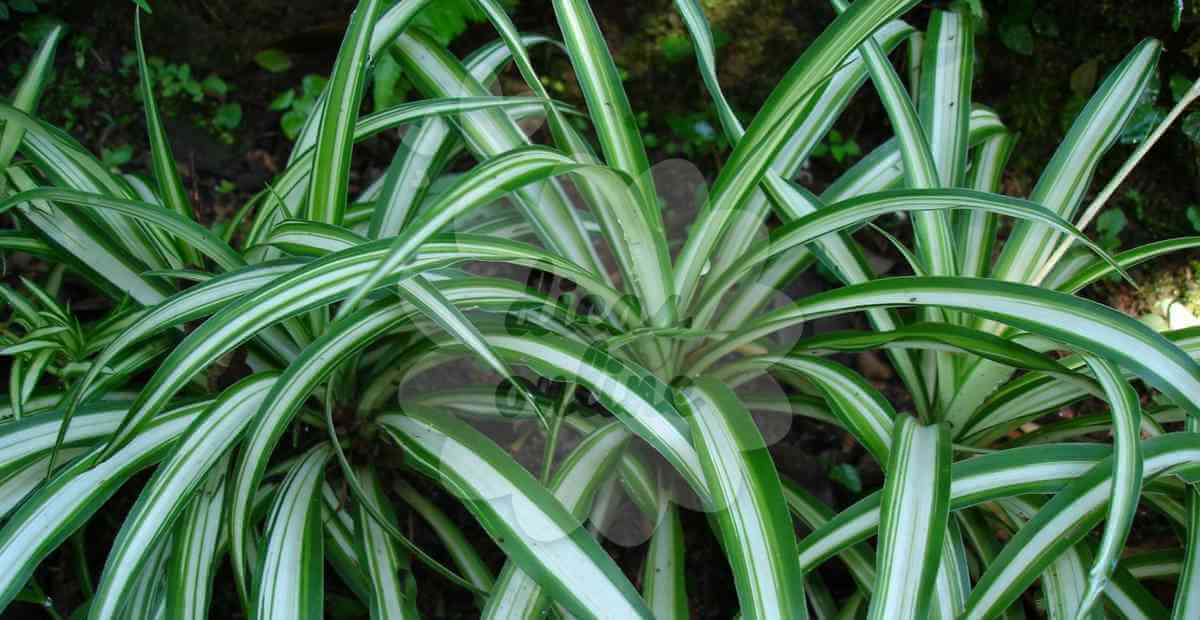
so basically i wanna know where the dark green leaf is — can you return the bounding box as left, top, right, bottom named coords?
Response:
left=212, top=102, right=241, bottom=130
left=829, top=463, right=862, bottom=493
left=254, top=49, right=292, bottom=73
left=999, top=21, right=1033, bottom=55
left=1183, top=110, right=1200, bottom=144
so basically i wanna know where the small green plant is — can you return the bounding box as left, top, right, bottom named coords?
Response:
left=99, top=144, right=133, bottom=171
left=412, top=0, right=519, bottom=44
left=639, top=110, right=727, bottom=158
left=990, top=0, right=1057, bottom=56
left=0, top=0, right=45, bottom=21
left=211, top=102, right=241, bottom=131
left=823, top=459, right=863, bottom=494
left=1119, top=71, right=1200, bottom=147
left=117, top=51, right=241, bottom=142
left=812, top=128, right=862, bottom=164
left=1187, top=204, right=1200, bottom=232
left=2, top=2, right=1200, bottom=620
left=1095, top=207, right=1127, bottom=252
left=253, top=48, right=293, bottom=73
left=270, top=74, right=328, bottom=140
left=69, top=33, right=92, bottom=70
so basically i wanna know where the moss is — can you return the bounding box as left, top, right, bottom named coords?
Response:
left=1106, top=259, right=1200, bottom=324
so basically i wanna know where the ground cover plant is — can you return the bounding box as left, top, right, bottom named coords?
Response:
left=2, top=0, right=1200, bottom=618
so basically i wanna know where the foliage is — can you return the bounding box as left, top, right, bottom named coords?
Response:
left=254, top=49, right=293, bottom=74
left=811, top=129, right=862, bottom=164
left=0, top=0, right=47, bottom=22
left=270, top=74, right=329, bottom=140
left=991, top=0, right=1057, bottom=56
left=116, top=51, right=240, bottom=142
left=0, top=1, right=1199, bottom=619
left=99, top=144, right=133, bottom=171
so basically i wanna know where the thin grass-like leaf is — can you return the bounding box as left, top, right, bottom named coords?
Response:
left=133, top=11, right=198, bottom=264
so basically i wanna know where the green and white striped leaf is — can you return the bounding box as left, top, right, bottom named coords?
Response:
left=680, top=378, right=807, bottom=620
left=673, top=0, right=921, bottom=307
left=397, top=274, right=549, bottom=427
left=355, top=466, right=417, bottom=620
left=483, top=332, right=706, bottom=497
left=642, top=498, right=688, bottom=619
left=1173, top=420, right=1200, bottom=619
left=712, top=354, right=895, bottom=466
left=0, top=23, right=64, bottom=187
left=166, top=456, right=229, bottom=620
left=89, top=373, right=277, bottom=620
left=868, top=417, right=950, bottom=620
left=342, top=145, right=584, bottom=312
left=1074, top=355, right=1142, bottom=618
left=712, top=188, right=1127, bottom=304
left=552, top=0, right=658, bottom=216
left=378, top=408, right=653, bottom=619
left=961, top=435, right=1200, bottom=620
left=1054, top=236, right=1200, bottom=294
left=992, top=40, right=1160, bottom=284
left=831, top=0, right=951, bottom=281
left=253, top=442, right=333, bottom=620
left=391, top=30, right=605, bottom=278
left=0, top=405, right=200, bottom=609
left=782, top=479, right=876, bottom=590
left=4, top=163, right=168, bottom=305
left=700, top=277, right=1200, bottom=416
left=482, top=420, right=630, bottom=619
left=918, top=6, right=974, bottom=187
left=366, top=29, right=554, bottom=238
left=796, top=442, right=1114, bottom=574
left=959, top=131, right=1017, bottom=277
left=306, top=0, right=381, bottom=225
left=0, top=188, right=244, bottom=271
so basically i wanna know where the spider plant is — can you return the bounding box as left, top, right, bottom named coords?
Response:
left=1, top=0, right=1199, bottom=618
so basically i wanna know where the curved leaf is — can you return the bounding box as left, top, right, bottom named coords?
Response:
left=680, top=378, right=807, bottom=619
left=698, top=277, right=1200, bottom=418
left=378, top=408, right=653, bottom=619
left=253, top=443, right=332, bottom=620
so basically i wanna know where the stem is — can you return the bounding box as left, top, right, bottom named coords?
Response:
left=321, top=384, right=485, bottom=595
left=539, top=383, right=577, bottom=484
left=1033, top=76, right=1200, bottom=285
left=71, top=528, right=94, bottom=598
